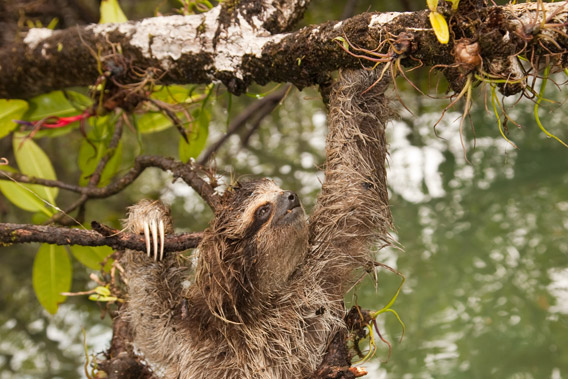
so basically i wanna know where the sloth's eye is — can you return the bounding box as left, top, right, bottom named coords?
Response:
left=255, top=204, right=272, bottom=221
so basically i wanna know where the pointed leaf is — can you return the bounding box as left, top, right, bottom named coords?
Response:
left=13, top=133, right=58, bottom=205
left=150, top=85, right=194, bottom=104
left=426, top=0, right=439, bottom=11
left=429, top=11, right=450, bottom=44
left=0, top=166, right=53, bottom=214
left=99, top=0, right=128, bottom=24
left=179, top=108, right=210, bottom=163
left=0, top=99, right=28, bottom=139
left=70, top=245, right=114, bottom=271
left=95, top=286, right=111, bottom=296
left=135, top=112, right=174, bottom=134
left=99, top=140, right=123, bottom=186
left=447, top=0, right=460, bottom=11
left=33, top=244, right=72, bottom=314
left=24, top=91, right=87, bottom=121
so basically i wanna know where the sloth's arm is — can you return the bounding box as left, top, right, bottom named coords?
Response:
left=119, top=200, right=191, bottom=371
left=309, top=69, right=396, bottom=296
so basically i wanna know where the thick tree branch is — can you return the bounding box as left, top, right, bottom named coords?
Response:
left=0, top=222, right=202, bottom=252
left=2, top=3, right=568, bottom=98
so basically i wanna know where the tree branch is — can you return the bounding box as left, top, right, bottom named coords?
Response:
left=2, top=3, right=567, bottom=99
left=0, top=222, right=202, bottom=252
left=50, top=115, right=124, bottom=225
left=1, top=155, right=220, bottom=211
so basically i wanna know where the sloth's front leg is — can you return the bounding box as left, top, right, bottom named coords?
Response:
left=121, top=200, right=189, bottom=375
left=123, top=199, right=173, bottom=261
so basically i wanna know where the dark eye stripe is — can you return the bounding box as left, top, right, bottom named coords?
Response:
left=256, top=205, right=270, bottom=218
left=245, top=203, right=273, bottom=237
left=255, top=204, right=272, bottom=221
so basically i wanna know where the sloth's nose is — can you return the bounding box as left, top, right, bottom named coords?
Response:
left=283, top=191, right=300, bottom=210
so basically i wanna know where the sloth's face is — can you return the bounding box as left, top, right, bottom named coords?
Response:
left=236, top=179, right=309, bottom=291
left=242, top=179, right=305, bottom=234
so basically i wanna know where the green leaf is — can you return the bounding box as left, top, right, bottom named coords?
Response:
left=65, top=90, right=93, bottom=110
left=135, top=112, right=174, bottom=134
left=179, top=108, right=210, bottom=163
left=426, top=0, right=439, bottom=11
left=447, top=0, right=460, bottom=11
left=33, top=244, right=72, bottom=314
left=13, top=133, right=58, bottom=205
left=70, top=245, right=113, bottom=271
left=89, top=293, right=118, bottom=302
left=333, top=36, right=349, bottom=50
left=24, top=91, right=87, bottom=121
left=0, top=99, right=28, bottom=139
left=95, top=286, right=111, bottom=296
left=429, top=11, right=450, bottom=44
left=88, top=285, right=120, bottom=302
left=99, top=0, right=128, bottom=24
left=99, top=140, right=123, bottom=186
left=0, top=166, right=53, bottom=215
left=150, top=85, right=193, bottom=104
left=78, top=117, right=122, bottom=186
left=32, top=211, right=51, bottom=224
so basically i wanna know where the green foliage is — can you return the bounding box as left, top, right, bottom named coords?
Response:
left=78, top=116, right=123, bottom=186
left=178, top=85, right=213, bottom=162
left=0, top=134, right=59, bottom=216
left=426, top=0, right=458, bottom=44
left=70, top=246, right=113, bottom=271
left=0, top=166, right=53, bottom=215
left=99, top=0, right=128, bottom=24
left=88, top=285, right=120, bottom=302
left=179, top=107, right=210, bottom=162
left=135, top=112, right=176, bottom=134
left=428, top=11, right=449, bottom=44
left=24, top=91, right=90, bottom=121
left=0, top=99, right=28, bottom=138
left=534, top=65, right=568, bottom=148
left=13, top=133, right=59, bottom=204
left=136, top=85, right=206, bottom=134
left=151, top=85, right=196, bottom=104
left=32, top=244, right=72, bottom=314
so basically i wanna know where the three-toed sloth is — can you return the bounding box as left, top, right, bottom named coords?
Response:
left=121, top=70, right=396, bottom=378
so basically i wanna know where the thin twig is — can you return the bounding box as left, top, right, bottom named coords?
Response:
left=49, top=117, right=125, bottom=224
left=1, top=155, right=220, bottom=211
left=198, top=85, right=290, bottom=165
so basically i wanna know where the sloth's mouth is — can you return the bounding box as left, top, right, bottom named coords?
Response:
left=273, top=204, right=303, bottom=225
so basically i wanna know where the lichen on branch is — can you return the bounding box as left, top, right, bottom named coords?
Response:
left=2, top=2, right=568, bottom=99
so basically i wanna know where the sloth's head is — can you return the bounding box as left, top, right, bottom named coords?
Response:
left=197, top=179, right=308, bottom=318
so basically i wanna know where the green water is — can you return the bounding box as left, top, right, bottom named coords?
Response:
left=354, top=107, right=568, bottom=378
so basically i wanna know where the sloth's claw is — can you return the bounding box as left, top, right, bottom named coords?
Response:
left=151, top=219, right=159, bottom=261
left=159, top=219, right=165, bottom=261
left=143, top=220, right=151, bottom=258
left=124, top=200, right=172, bottom=261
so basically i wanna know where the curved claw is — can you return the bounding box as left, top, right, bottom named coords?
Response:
left=159, top=219, right=165, bottom=261
left=124, top=199, right=173, bottom=261
left=150, top=219, right=158, bottom=261
left=143, top=221, right=151, bottom=258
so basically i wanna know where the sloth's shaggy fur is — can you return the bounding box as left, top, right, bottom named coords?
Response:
left=121, top=69, right=396, bottom=378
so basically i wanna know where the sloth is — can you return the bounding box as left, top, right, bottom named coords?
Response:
left=120, top=69, right=396, bottom=378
